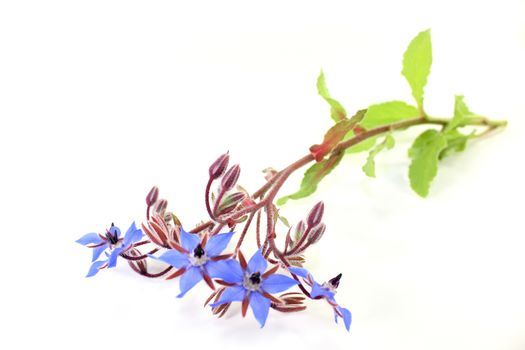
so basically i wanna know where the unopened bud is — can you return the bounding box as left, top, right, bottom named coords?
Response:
left=307, top=201, right=324, bottom=228
left=328, top=273, right=342, bottom=289
left=293, top=220, right=306, bottom=242
left=217, top=192, right=246, bottom=215
left=146, top=186, right=159, bottom=206
left=220, top=164, right=241, bottom=192
left=155, top=199, right=168, bottom=214
left=307, top=223, right=326, bottom=244
left=209, top=152, right=230, bottom=179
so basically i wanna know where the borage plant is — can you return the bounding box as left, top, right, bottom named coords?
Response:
left=76, top=30, right=506, bottom=331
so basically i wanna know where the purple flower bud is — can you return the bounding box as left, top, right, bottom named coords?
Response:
left=155, top=199, right=168, bottom=214
left=209, top=152, right=230, bottom=179
left=293, top=220, right=306, bottom=242
left=307, top=223, right=326, bottom=244
left=217, top=192, right=247, bottom=215
left=146, top=186, right=159, bottom=206
left=220, top=164, right=241, bottom=192
left=328, top=273, right=342, bottom=289
left=307, top=201, right=324, bottom=228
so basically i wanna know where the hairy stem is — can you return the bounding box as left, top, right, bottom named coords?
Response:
left=231, top=115, right=506, bottom=258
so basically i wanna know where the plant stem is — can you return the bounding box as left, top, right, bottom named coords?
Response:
left=228, top=114, right=506, bottom=286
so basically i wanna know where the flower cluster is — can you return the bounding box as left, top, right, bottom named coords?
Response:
left=76, top=29, right=508, bottom=335
left=76, top=222, right=143, bottom=277
left=76, top=152, right=352, bottom=331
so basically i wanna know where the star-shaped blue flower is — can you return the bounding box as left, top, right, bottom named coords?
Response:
left=76, top=222, right=144, bottom=277
left=209, top=250, right=299, bottom=328
left=289, top=267, right=352, bottom=331
left=150, top=228, right=236, bottom=298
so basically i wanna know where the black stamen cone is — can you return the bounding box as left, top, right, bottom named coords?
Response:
left=193, top=244, right=205, bottom=258
left=108, top=232, right=119, bottom=244
left=249, top=272, right=261, bottom=285
left=329, top=273, right=342, bottom=289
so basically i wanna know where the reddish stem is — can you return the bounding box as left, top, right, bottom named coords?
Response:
left=128, top=264, right=173, bottom=278
left=190, top=221, right=213, bottom=233
left=205, top=177, right=215, bottom=221
left=234, top=212, right=256, bottom=254
left=121, top=248, right=159, bottom=260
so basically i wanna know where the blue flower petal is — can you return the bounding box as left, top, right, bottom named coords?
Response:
left=247, top=250, right=268, bottom=275
left=107, top=247, right=124, bottom=268
left=177, top=266, right=203, bottom=298
left=209, top=285, right=246, bottom=307
left=86, top=260, right=107, bottom=277
left=205, top=231, right=235, bottom=257
left=109, top=225, right=121, bottom=238
left=122, top=222, right=143, bottom=247
left=310, top=282, right=334, bottom=299
left=91, top=243, right=109, bottom=262
left=206, top=259, right=243, bottom=284
left=261, top=273, right=298, bottom=294
left=288, top=267, right=310, bottom=279
left=180, top=227, right=200, bottom=252
left=249, top=292, right=271, bottom=328
left=151, top=250, right=189, bottom=269
left=76, top=233, right=104, bottom=246
left=338, top=307, right=352, bottom=331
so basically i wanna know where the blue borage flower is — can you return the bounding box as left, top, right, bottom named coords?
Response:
left=76, top=222, right=144, bottom=277
left=209, top=250, right=298, bottom=327
left=289, top=267, right=352, bottom=331
left=149, top=228, right=236, bottom=297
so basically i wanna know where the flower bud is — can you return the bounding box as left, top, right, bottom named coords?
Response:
left=306, top=201, right=324, bottom=228
left=154, top=199, right=168, bottom=214
left=307, top=223, right=326, bottom=245
left=209, top=152, right=230, bottom=179
left=146, top=186, right=159, bottom=206
left=220, top=164, right=241, bottom=192
left=293, top=220, right=306, bottom=242
left=217, top=192, right=246, bottom=215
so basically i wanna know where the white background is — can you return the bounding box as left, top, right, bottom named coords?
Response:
left=1, top=1, right=525, bottom=349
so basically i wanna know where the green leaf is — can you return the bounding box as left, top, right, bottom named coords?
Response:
left=408, top=129, right=448, bottom=197
left=362, top=134, right=395, bottom=177
left=317, top=70, right=347, bottom=122
left=361, top=101, right=419, bottom=129
left=444, top=95, right=473, bottom=132
left=276, top=210, right=291, bottom=228
left=402, top=29, right=432, bottom=112
left=439, top=129, right=470, bottom=159
left=342, top=133, right=378, bottom=154
left=278, top=151, right=344, bottom=205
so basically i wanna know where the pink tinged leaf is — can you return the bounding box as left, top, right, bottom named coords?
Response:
left=309, top=110, right=366, bottom=162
